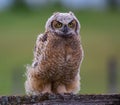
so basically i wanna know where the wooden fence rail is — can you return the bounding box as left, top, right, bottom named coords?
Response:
left=0, top=93, right=120, bottom=105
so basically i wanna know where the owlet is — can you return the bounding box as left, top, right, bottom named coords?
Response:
left=25, top=12, right=84, bottom=95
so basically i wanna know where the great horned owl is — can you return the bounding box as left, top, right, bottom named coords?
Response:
left=25, top=12, right=84, bottom=95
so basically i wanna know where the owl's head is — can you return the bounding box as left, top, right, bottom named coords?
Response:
left=45, top=12, right=80, bottom=37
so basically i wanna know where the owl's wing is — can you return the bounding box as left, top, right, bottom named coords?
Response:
left=32, top=33, right=47, bottom=67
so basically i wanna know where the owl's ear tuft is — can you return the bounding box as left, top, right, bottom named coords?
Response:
left=53, top=12, right=60, bottom=16
left=69, top=11, right=74, bottom=16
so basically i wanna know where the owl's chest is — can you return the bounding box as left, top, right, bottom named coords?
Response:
left=44, top=39, right=81, bottom=68
left=39, top=38, right=81, bottom=80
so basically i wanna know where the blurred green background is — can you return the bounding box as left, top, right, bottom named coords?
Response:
left=0, top=0, right=120, bottom=95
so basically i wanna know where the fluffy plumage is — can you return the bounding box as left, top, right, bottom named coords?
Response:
left=25, top=12, right=84, bottom=95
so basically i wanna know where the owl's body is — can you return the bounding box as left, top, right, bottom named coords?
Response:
left=25, top=12, right=84, bottom=95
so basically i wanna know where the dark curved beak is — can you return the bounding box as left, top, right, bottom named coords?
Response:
left=62, top=25, right=68, bottom=34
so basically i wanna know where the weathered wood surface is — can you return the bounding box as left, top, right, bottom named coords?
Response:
left=0, top=93, right=120, bottom=105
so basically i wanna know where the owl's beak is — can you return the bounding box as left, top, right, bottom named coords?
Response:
left=62, top=25, right=68, bottom=34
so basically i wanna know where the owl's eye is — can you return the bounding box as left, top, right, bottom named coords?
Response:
left=68, top=20, right=76, bottom=28
left=53, top=21, right=63, bottom=28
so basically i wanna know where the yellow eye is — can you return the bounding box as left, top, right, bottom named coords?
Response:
left=53, top=21, right=62, bottom=28
left=55, top=22, right=62, bottom=28
left=68, top=22, right=74, bottom=28
left=68, top=20, right=76, bottom=28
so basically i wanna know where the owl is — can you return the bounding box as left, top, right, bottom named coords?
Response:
left=25, top=12, right=84, bottom=95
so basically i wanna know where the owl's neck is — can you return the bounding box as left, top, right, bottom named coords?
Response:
left=46, top=31, right=81, bottom=50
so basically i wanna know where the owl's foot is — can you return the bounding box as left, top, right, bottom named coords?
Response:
left=56, top=84, right=67, bottom=93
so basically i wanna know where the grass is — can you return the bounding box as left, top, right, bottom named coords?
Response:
left=0, top=7, right=120, bottom=95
